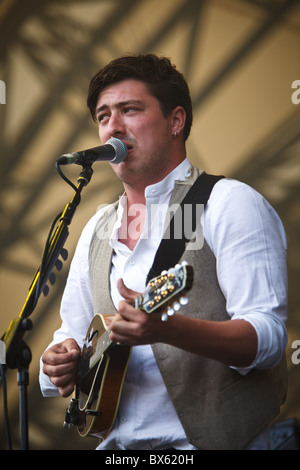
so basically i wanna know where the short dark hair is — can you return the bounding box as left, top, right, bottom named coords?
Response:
left=87, top=54, right=193, bottom=141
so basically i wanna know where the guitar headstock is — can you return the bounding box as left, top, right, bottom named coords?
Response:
left=137, top=262, right=193, bottom=321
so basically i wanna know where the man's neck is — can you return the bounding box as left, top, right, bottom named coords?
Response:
left=118, top=156, right=188, bottom=250
left=122, top=156, right=186, bottom=206
left=122, top=183, right=146, bottom=207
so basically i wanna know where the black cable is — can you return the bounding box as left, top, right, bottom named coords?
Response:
left=32, top=163, right=82, bottom=310
left=32, top=211, right=62, bottom=312
left=0, top=161, right=85, bottom=451
left=0, top=363, right=12, bottom=450
left=55, top=161, right=79, bottom=193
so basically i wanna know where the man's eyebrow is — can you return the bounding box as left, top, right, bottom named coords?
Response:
left=95, top=100, right=144, bottom=115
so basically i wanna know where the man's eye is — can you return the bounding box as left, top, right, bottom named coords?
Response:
left=124, top=107, right=139, bottom=114
left=97, top=114, right=109, bottom=123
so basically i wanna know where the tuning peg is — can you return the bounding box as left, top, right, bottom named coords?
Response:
left=167, top=306, right=175, bottom=316
left=181, top=260, right=188, bottom=266
left=161, top=270, right=168, bottom=275
left=43, top=285, right=50, bottom=297
left=161, top=312, right=168, bottom=322
left=161, top=305, right=175, bottom=322
left=173, top=302, right=181, bottom=312
left=179, top=296, right=189, bottom=305
left=49, top=272, right=56, bottom=285
left=55, top=259, right=63, bottom=271
left=60, top=248, right=68, bottom=261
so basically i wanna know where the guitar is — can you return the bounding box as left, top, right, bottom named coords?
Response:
left=64, top=262, right=193, bottom=439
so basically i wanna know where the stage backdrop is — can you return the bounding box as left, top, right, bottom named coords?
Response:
left=0, top=0, right=300, bottom=449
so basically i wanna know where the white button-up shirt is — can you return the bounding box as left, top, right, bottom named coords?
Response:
left=39, top=158, right=287, bottom=450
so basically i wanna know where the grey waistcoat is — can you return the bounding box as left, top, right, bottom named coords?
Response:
left=88, top=166, right=287, bottom=450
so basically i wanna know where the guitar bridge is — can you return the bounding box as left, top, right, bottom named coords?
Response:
left=85, top=409, right=102, bottom=417
left=64, top=398, right=80, bottom=428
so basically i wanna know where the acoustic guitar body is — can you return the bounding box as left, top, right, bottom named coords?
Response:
left=65, top=263, right=193, bottom=440
left=76, top=314, right=131, bottom=438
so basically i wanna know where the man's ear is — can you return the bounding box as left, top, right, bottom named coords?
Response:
left=171, top=106, right=186, bottom=137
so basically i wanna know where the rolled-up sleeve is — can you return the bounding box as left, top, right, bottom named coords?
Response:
left=204, top=179, right=288, bottom=374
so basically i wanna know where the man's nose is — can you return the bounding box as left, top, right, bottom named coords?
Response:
left=108, top=111, right=126, bottom=137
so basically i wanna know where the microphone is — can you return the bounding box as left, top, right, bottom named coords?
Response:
left=57, top=137, right=127, bottom=165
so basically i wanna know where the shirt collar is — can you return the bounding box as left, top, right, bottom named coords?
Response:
left=144, top=157, right=191, bottom=199
left=111, top=157, right=192, bottom=243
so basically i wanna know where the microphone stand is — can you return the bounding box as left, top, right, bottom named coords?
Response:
left=1, top=164, right=93, bottom=450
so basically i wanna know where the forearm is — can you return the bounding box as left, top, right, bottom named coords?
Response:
left=164, top=314, right=258, bottom=368
left=110, top=297, right=258, bottom=368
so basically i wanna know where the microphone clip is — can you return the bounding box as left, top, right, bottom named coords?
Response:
left=77, top=165, right=93, bottom=187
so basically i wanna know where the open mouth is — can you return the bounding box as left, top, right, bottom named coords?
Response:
left=124, top=142, right=134, bottom=153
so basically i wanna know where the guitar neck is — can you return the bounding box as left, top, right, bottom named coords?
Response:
left=86, top=264, right=193, bottom=370
left=88, top=329, right=112, bottom=369
left=88, top=295, right=145, bottom=369
left=76, top=262, right=193, bottom=406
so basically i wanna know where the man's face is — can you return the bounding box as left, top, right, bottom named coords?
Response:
left=95, top=79, right=181, bottom=189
